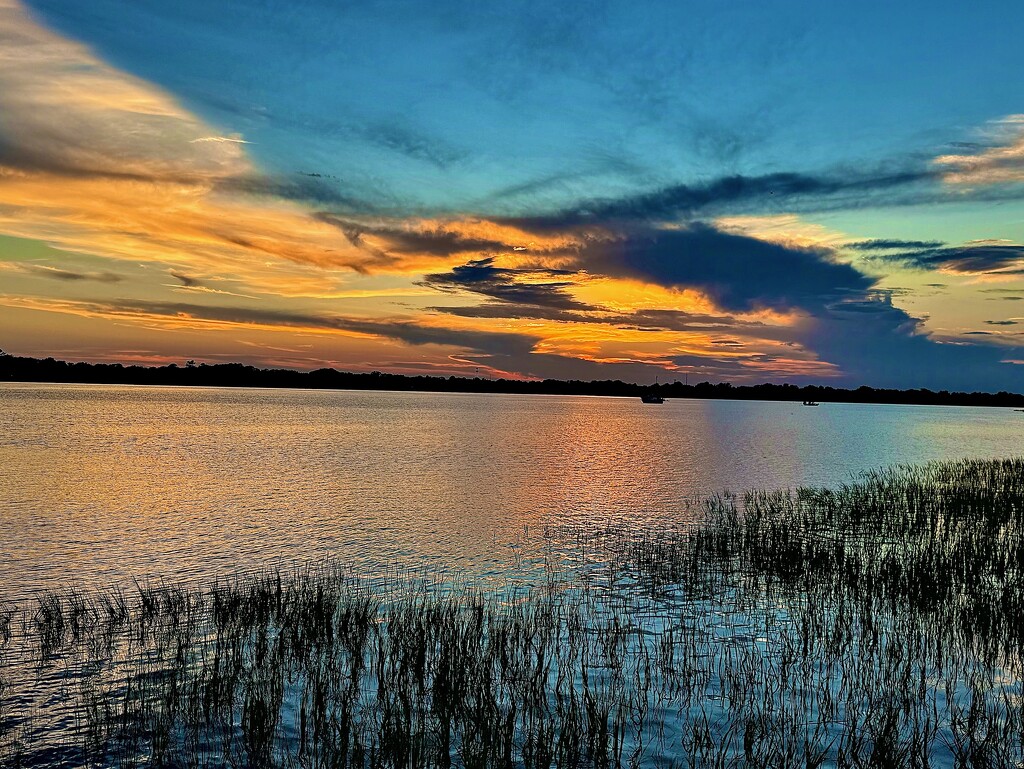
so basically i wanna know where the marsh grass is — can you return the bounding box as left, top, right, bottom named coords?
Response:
left=1, top=458, right=1023, bottom=767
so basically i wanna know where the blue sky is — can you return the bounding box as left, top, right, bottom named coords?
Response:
left=23, top=0, right=1024, bottom=211
left=1, top=0, right=1023, bottom=389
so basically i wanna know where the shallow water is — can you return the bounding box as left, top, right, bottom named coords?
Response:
left=2, top=457, right=1023, bottom=768
left=1, top=382, right=1021, bottom=597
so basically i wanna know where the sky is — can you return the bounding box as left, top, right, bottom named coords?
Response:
left=1, top=0, right=1023, bottom=390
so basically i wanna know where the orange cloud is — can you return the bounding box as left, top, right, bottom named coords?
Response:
left=714, top=214, right=851, bottom=251
left=0, top=1, right=443, bottom=296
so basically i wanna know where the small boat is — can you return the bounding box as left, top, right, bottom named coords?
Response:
left=802, top=400, right=819, bottom=406
left=641, top=393, right=665, bottom=404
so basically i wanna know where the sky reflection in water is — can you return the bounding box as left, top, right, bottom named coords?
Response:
left=1, top=383, right=1021, bottom=598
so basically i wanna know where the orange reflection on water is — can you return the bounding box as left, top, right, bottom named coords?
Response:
left=3, top=384, right=1023, bottom=601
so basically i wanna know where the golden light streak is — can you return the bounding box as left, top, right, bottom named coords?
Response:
left=715, top=214, right=851, bottom=250
left=935, top=115, right=1024, bottom=185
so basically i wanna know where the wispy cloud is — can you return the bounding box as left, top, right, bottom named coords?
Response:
left=845, top=239, right=945, bottom=251
left=935, top=115, right=1024, bottom=185
left=0, top=1, right=248, bottom=183
left=0, top=294, right=541, bottom=356
left=0, top=0, right=383, bottom=295
left=190, top=135, right=250, bottom=145
left=868, top=242, right=1024, bottom=274
left=499, top=168, right=936, bottom=230
left=0, top=261, right=123, bottom=282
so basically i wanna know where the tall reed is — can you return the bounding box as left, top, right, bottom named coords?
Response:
left=0, top=458, right=1022, bottom=767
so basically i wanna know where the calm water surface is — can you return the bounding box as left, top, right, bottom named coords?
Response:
left=1, top=383, right=1021, bottom=598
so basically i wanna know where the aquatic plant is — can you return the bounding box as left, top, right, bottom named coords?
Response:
left=0, top=458, right=1022, bottom=767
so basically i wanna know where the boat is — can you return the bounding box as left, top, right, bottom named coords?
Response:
left=802, top=400, right=819, bottom=406
left=641, top=376, right=667, bottom=404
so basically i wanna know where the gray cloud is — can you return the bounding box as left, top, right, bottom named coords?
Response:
left=845, top=239, right=945, bottom=251
left=501, top=169, right=935, bottom=230
left=169, top=270, right=201, bottom=287
left=800, top=292, right=1022, bottom=390
left=420, top=257, right=598, bottom=310
left=871, top=243, right=1024, bottom=273
left=317, top=215, right=516, bottom=257
left=11, top=263, right=123, bottom=283
left=433, top=303, right=767, bottom=334
left=433, top=303, right=594, bottom=322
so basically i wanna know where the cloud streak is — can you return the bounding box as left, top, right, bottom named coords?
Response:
left=935, top=115, right=1024, bottom=185
left=0, top=0, right=247, bottom=183
left=1, top=295, right=541, bottom=357
left=870, top=242, right=1024, bottom=274
left=419, top=257, right=597, bottom=310
left=500, top=169, right=936, bottom=230
left=0, top=261, right=123, bottom=282
left=845, top=239, right=945, bottom=251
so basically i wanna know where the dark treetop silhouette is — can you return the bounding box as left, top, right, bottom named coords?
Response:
left=2, top=353, right=1023, bottom=408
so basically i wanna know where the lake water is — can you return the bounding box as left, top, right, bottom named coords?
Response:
left=1, top=382, right=1021, bottom=599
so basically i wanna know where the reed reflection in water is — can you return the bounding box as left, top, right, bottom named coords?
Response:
left=1, top=459, right=1022, bottom=767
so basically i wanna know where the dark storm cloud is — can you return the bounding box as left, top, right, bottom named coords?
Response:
left=800, top=292, right=1023, bottom=391
left=419, top=258, right=598, bottom=310
left=872, top=243, right=1024, bottom=273
left=845, top=239, right=945, bottom=251
left=576, top=223, right=874, bottom=313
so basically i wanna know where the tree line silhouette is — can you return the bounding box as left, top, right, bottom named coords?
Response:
left=1, top=352, right=1023, bottom=407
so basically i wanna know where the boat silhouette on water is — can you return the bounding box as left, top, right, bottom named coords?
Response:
left=641, top=392, right=665, bottom=404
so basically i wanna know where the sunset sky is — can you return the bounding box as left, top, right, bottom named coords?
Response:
left=2, top=0, right=1023, bottom=389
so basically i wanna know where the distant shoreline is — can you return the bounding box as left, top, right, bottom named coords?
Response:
left=4, top=354, right=1019, bottom=409
left=3, top=353, right=1023, bottom=408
